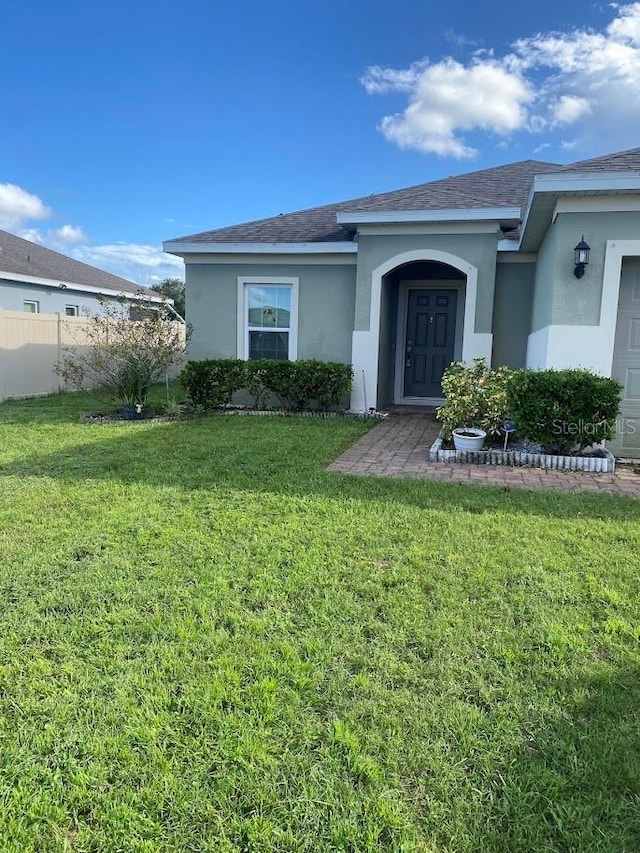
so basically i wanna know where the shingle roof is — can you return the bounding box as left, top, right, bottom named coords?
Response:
left=559, top=146, right=640, bottom=173
left=167, top=147, right=640, bottom=248
left=168, top=159, right=563, bottom=245
left=0, top=229, right=152, bottom=295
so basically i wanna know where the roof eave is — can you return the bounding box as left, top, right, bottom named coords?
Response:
left=163, top=241, right=358, bottom=256
left=336, top=207, right=521, bottom=226
left=519, top=171, right=640, bottom=252
left=0, top=270, right=167, bottom=303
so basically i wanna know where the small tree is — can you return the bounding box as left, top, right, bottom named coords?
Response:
left=55, top=298, right=187, bottom=406
left=151, top=278, right=185, bottom=319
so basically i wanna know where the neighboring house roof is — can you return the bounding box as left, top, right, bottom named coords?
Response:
left=166, top=146, right=640, bottom=250
left=0, top=229, right=153, bottom=297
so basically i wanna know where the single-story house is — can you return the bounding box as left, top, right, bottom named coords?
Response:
left=164, top=146, right=640, bottom=456
left=0, top=228, right=167, bottom=316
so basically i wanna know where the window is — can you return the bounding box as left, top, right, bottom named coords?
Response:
left=65, top=305, right=79, bottom=317
left=238, top=277, right=298, bottom=360
left=23, top=300, right=39, bottom=313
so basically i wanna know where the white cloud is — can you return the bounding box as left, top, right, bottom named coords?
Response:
left=371, top=59, right=533, bottom=158
left=17, top=227, right=46, bottom=244
left=54, top=224, right=87, bottom=244
left=0, top=184, right=50, bottom=230
left=609, top=2, right=640, bottom=42
left=361, top=59, right=428, bottom=95
left=362, top=2, right=640, bottom=157
left=16, top=227, right=183, bottom=285
left=550, top=95, right=592, bottom=125
left=70, top=242, right=183, bottom=285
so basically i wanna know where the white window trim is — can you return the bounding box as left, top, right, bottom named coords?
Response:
left=65, top=304, right=79, bottom=316
left=237, top=276, right=299, bottom=360
left=23, top=300, right=39, bottom=313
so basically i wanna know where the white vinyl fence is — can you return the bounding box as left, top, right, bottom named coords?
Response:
left=0, top=310, right=186, bottom=402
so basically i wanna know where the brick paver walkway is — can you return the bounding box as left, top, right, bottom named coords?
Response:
left=328, top=412, right=640, bottom=499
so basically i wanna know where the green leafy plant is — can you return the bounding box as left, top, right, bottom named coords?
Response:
left=179, top=359, right=353, bottom=412
left=508, top=368, right=622, bottom=453
left=162, top=396, right=183, bottom=418
left=263, top=360, right=316, bottom=410
left=55, top=298, right=187, bottom=407
left=150, top=277, right=185, bottom=319
left=179, top=359, right=246, bottom=409
left=307, top=360, right=353, bottom=411
left=436, top=358, right=512, bottom=439
left=243, top=359, right=274, bottom=410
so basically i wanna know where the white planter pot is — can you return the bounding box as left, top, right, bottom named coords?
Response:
left=452, top=427, right=487, bottom=452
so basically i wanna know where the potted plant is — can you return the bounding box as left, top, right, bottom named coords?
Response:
left=118, top=361, right=152, bottom=420
left=437, top=359, right=512, bottom=452
left=451, top=425, right=487, bottom=452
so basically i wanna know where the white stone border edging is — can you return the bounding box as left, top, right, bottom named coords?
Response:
left=428, top=433, right=615, bottom=473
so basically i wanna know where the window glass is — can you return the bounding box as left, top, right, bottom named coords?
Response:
left=23, top=301, right=39, bottom=313
left=247, top=286, right=291, bottom=329
left=248, top=331, right=289, bottom=360
left=65, top=305, right=79, bottom=316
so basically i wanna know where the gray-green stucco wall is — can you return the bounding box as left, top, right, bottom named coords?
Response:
left=532, top=210, right=640, bottom=331
left=185, top=262, right=356, bottom=362
left=377, top=279, right=399, bottom=407
left=492, top=262, right=535, bottom=368
left=355, top=232, right=499, bottom=333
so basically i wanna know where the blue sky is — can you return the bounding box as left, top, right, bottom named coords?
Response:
left=2, top=1, right=639, bottom=284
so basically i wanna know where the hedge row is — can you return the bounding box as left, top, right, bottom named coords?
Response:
left=179, top=359, right=353, bottom=411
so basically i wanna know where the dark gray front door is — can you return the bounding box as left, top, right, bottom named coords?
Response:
left=404, top=289, right=457, bottom=398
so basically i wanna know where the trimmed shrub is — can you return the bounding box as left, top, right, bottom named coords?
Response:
left=508, top=368, right=622, bottom=453
left=262, top=360, right=313, bottom=411
left=179, top=359, right=353, bottom=411
left=437, top=358, right=512, bottom=439
left=179, top=359, right=246, bottom=409
left=309, top=361, right=353, bottom=411
left=243, top=359, right=273, bottom=410
left=255, top=359, right=353, bottom=411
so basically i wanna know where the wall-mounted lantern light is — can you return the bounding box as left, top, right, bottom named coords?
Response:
left=573, top=236, right=591, bottom=279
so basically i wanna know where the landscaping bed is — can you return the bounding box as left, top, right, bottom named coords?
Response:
left=435, top=360, right=622, bottom=474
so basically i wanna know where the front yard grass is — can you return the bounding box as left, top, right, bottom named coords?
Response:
left=0, top=391, right=639, bottom=852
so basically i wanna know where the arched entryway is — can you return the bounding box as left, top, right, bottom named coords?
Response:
left=381, top=260, right=466, bottom=407
left=350, top=249, right=491, bottom=411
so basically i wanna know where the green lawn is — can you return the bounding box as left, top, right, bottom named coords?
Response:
left=0, top=391, right=639, bottom=852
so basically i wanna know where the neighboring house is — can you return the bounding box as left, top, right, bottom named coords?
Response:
left=0, top=229, right=166, bottom=315
left=164, top=146, right=640, bottom=456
